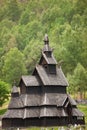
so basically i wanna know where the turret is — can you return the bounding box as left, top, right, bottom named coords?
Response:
left=42, top=34, right=52, bottom=57
left=39, top=34, right=57, bottom=74
left=11, top=83, right=19, bottom=97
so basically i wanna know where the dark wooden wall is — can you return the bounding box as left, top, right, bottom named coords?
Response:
left=2, top=117, right=85, bottom=128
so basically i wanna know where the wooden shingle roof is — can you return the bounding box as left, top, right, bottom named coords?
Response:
left=20, top=94, right=41, bottom=107
left=4, top=107, right=84, bottom=119
left=24, top=108, right=40, bottom=118
left=20, top=94, right=68, bottom=107
left=40, top=52, right=57, bottom=65
left=35, top=65, right=68, bottom=86
left=11, top=85, right=19, bottom=93
left=41, top=93, right=67, bottom=106
left=3, top=109, right=24, bottom=118
left=40, top=107, right=68, bottom=117
left=72, top=108, right=84, bottom=116
left=42, top=44, right=52, bottom=52
left=13, top=93, right=76, bottom=108
left=20, top=76, right=40, bottom=86
left=67, top=94, right=77, bottom=106
left=8, top=97, right=24, bottom=109
left=4, top=107, right=68, bottom=119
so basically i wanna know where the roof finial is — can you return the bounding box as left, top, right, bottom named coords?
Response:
left=44, top=34, right=49, bottom=44
left=11, top=81, right=19, bottom=94
left=13, top=80, right=16, bottom=86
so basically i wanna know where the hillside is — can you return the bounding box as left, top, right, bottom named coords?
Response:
left=0, top=0, right=87, bottom=105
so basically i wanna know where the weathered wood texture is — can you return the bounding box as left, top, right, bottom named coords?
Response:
left=2, top=35, right=85, bottom=128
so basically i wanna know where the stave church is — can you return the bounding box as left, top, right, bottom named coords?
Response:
left=2, top=35, right=85, bottom=128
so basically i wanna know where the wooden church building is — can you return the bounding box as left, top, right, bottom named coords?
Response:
left=2, top=35, right=85, bottom=128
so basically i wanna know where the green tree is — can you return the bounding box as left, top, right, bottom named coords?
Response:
left=0, top=80, right=10, bottom=106
left=68, top=63, right=87, bottom=99
left=24, top=39, right=42, bottom=74
left=56, top=21, right=87, bottom=74
left=6, top=0, right=21, bottom=21
left=2, top=47, right=27, bottom=85
left=4, top=34, right=17, bottom=52
left=67, top=73, right=75, bottom=95
left=73, top=63, right=87, bottom=99
left=0, top=27, right=10, bottom=48
left=19, top=9, right=30, bottom=25
left=0, top=0, right=87, bottom=94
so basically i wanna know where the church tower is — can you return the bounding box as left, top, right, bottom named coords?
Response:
left=2, top=35, right=85, bottom=128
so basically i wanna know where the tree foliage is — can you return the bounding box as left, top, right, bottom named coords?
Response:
left=0, top=80, right=10, bottom=106
left=2, top=48, right=27, bottom=85
left=73, top=63, right=87, bottom=93
left=67, top=63, right=87, bottom=99
left=0, top=0, right=87, bottom=98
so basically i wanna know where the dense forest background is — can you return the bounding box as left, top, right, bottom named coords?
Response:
left=0, top=0, right=87, bottom=105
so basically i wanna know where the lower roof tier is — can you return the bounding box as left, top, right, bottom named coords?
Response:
left=3, top=107, right=84, bottom=119
left=8, top=93, right=76, bottom=108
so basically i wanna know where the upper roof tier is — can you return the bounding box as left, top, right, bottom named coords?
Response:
left=33, top=34, right=69, bottom=86
left=39, top=52, right=57, bottom=65
left=33, top=65, right=69, bottom=86
left=40, top=34, right=57, bottom=66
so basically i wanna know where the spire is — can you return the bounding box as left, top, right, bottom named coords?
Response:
left=42, top=34, right=52, bottom=52
left=44, top=34, right=49, bottom=44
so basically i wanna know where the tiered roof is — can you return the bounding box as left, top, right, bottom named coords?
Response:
left=2, top=34, right=85, bottom=128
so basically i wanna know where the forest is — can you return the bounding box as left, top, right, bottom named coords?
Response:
left=0, top=0, right=87, bottom=106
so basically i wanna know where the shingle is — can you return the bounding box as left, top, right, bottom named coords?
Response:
left=40, top=107, right=68, bottom=117
left=42, top=44, right=52, bottom=52
left=11, top=85, right=19, bottom=93
left=24, top=108, right=40, bottom=118
left=36, top=65, right=68, bottom=86
left=3, top=107, right=68, bottom=119
left=20, top=94, right=41, bottom=107
left=36, top=65, right=50, bottom=85
left=42, top=52, right=57, bottom=64
left=15, top=93, right=67, bottom=108
left=8, top=97, right=24, bottom=109
left=21, top=76, right=40, bottom=86
left=20, top=93, right=67, bottom=107
left=41, top=93, right=67, bottom=106
left=72, top=108, right=84, bottom=116
left=67, top=94, right=77, bottom=106
left=3, top=109, right=24, bottom=118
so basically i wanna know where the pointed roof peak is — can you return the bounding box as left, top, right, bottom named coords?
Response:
left=13, top=80, right=16, bottom=86
left=11, top=86, right=18, bottom=93
left=44, top=34, right=49, bottom=44
left=11, top=83, right=19, bottom=97
left=11, top=82, right=19, bottom=94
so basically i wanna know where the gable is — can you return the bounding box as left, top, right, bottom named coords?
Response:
left=39, top=52, right=57, bottom=65
left=35, top=65, right=69, bottom=86
left=19, top=76, right=40, bottom=87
